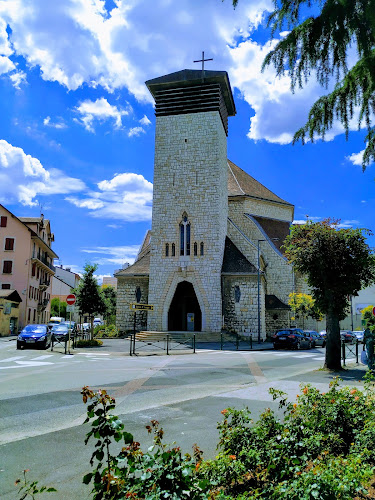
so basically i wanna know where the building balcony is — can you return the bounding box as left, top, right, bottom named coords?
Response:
left=37, top=298, right=49, bottom=311
left=32, top=252, right=56, bottom=273
left=39, top=277, right=51, bottom=291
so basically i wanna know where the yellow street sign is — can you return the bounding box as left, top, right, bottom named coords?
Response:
left=129, top=303, right=154, bottom=311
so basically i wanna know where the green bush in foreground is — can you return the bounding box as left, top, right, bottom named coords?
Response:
left=94, top=324, right=119, bottom=338
left=76, top=339, right=103, bottom=348
left=78, top=375, right=375, bottom=499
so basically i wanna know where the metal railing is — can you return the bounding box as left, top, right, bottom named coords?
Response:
left=32, top=251, right=56, bottom=272
left=341, top=339, right=359, bottom=366
left=129, top=332, right=196, bottom=356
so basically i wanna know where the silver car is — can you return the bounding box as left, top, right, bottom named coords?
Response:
left=304, top=330, right=326, bottom=347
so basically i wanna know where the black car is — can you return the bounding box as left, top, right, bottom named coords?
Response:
left=273, top=328, right=313, bottom=350
left=17, top=324, right=51, bottom=350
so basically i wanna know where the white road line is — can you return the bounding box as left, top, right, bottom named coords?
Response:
left=30, top=355, right=54, bottom=361
left=79, top=353, right=110, bottom=356
left=0, top=356, right=25, bottom=363
left=273, top=352, right=293, bottom=356
left=292, top=354, right=316, bottom=358
left=0, top=365, right=25, bottom=370
left=61, top=355, right=76, bottom=359
left=15, top=360, right=54, bottom=366
left=313, top=356, right=325, bottom=360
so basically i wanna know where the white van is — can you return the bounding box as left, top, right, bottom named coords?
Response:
left=49, top=317, right=65, bottom=325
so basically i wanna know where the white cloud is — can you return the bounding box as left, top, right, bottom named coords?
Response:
left=0, top=0, right=364, bottom=145
left=128, top=126, right=145, bottom=137
left=347, top=150, right=364, bottom=165
left=338, top=220, right=360, bottom=228
left=0, top=140, right=86, bottom=206
left=75, top=97, right=129, bottom=132
left=66, top=172, right=153, bottom=221
left=139, top=115, right=151, bottom=126
left=43, top=116, right=67, bottom=129
left=81, top=245, right=140, bottom=265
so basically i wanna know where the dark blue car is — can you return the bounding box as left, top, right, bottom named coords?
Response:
left=17, top=324, right=51, bottom=350
left=272, top=328, right=313, bottom=350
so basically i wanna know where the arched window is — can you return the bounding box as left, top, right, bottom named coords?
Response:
left=171, top=243, right=175, bottom=256
left=165, top=243, right=169, bottom=257
left=200, top=242, right=204, bottom=256
left=194, top=242, right=198, bottom=256
left=179, top=213, right=191, bottom=256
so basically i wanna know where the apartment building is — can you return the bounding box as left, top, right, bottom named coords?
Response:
left=0, top=205, right=58, bottom=331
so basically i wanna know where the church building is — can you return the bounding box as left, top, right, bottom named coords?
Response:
left=116, top=68, right=306, bottom=339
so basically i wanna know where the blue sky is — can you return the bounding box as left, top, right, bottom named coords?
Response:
left=0, top=0, right=373, bottom=281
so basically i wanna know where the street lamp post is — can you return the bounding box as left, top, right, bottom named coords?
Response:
left=257, top=239, right=265, bottom=344
left=257, top=238, right=279, bottom=343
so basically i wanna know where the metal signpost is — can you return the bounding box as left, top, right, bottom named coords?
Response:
left=129, top=303, right=154, bottom=356
left=66, top=294, right=76, bottom=354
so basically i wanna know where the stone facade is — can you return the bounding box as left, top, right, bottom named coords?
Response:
left=147, top=111, right=228, bottom=332
left=115, top=68, right=309, bottom=339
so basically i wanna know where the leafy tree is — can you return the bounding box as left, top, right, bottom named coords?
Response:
left=231, top=0, right=375, bottom=169
left=102, top=285, right=117, bottom=324
left=283, top=219, right=375, bottom=370
left=362, top=304, right=375, bottom=329
left=288, top=292, right=323, bottom=327
left=50, top=297, right=66, bottom=319
left=75, top=264, right=106, bottom=339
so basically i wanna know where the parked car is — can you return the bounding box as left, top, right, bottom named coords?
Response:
left=51, top=324, right=70, bottom=340
left=17, top=324, right=51, bottom=350
left=352, top=330, right=364, bottom=343
left=340, top=330, right=354, bottom=343
left=273, top=328, right=313, bottom=350
left=304, top=330, right=326, bottom=347
left=60, top=321, right=77, bottom=333
left=319, top=330, right=327, bottom=338
left=93, top=318, right=103, bottom=326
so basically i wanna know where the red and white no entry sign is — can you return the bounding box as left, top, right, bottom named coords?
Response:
left=373, top=306, right=375, bottom=317
left=66, top=294, right=76, bottom=305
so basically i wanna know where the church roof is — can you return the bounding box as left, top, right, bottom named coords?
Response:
left=222, top=237, right=257, bottom=274
left=146, top=69, right=236, bottom=117
left=228, top=160, right=293, bottom=206
left=250, top=215, right=291, bottom=255
left=265, top=294, right=290, bottom=310
left=115, top=250, right=150, bottom=277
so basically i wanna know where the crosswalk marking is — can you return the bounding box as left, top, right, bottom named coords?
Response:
left=0, top=356, right=25, bottom=363
left=293, top=354, right=316, bottom=358
left=30, top=355, right=54, bottom=361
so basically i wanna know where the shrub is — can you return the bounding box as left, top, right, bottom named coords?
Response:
left=94, top=324, right=119, bottom=338
left=76, top=339, right=103, bottom=348
left=79, top=376, right=375, bottom=499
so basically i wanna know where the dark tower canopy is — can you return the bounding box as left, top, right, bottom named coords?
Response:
left=146, top=69, right=236, bottom=135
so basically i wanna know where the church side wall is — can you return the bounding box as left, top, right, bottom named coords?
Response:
left=241, top=197, right=294, bottom=222
left=222, top=275, right=265, bottom=336
left=148, top=111, right=228, bottom=332
left=227, top=198, right=295, bottom=335
left=116, top=277, right=149, bottom=332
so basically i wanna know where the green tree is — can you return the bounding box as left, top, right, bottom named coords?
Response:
left=288, top=292, right=323, bottom=327
left=50, top=297, right=66, bottom=319
left=362, top=304, right=375, bottom=329
left=75, top=264, right=106, bottom=339
left=231, top=0, right=375, bottom=169
left=102, top=285, right=117, bottom=324
left=283, top=219, right=375, bottom=370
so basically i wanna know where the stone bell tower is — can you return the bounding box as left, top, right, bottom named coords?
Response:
left=146, top=68, right=236, bottom=332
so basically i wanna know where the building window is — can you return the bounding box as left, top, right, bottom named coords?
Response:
left=179, top=213, right=191, bottom=256
left=28, top=308, right=31, bottom=322
left=194, top=242, right=198, bottom=256
left=200, top=242, right=204, bottom=256
left=33, top=309, right=36, bottom=322
left=4, top=238, right=14, bottom=251
left=171, top=243, right=175, bottom=257
left=2, top=260, right=12, bottom=274
left=1, top=283, right=10, bottom=289
left=32, top=263, right=36, bottom=277
left=29, top=286, right=32, bottom=299
left=0, top=216, right=7, bottom=227
left=37, top=267, right=40, bottom=279
left=165, top=243, right=169, bottom=257
left=234, top=285, right=241, bottom=303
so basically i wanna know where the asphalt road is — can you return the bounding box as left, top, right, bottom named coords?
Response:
left=0, top=338, right=366, bottom=499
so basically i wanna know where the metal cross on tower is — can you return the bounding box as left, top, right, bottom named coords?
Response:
left=193, top=51, right=213, bottom=82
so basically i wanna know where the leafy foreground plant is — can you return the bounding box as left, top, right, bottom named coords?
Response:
left=81, top=386, right=209, bottom=499
left=81, top=376, right=375, bottom=499
left=15, top=469, right=56, bottom=499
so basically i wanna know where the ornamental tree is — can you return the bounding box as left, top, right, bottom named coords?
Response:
left=362, top=304, right=375, bottom=330
left=283, top=219, right=375, bottom=369
left=288, top=292, right=323, bottom=328
left=75, top=263, right=106, bottom=339
left=231, top=0, right=375, bottom=169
